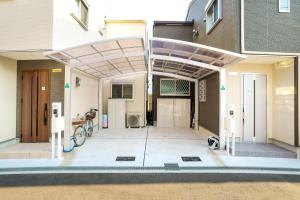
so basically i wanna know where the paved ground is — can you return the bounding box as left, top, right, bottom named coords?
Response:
left=1, top=127, right=300, bottom=171
left=0, top=173, right=300, bottom=200
left=63, top=127, right=223, bottom=167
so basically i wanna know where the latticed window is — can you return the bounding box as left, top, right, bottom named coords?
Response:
left=160, top=79, right=190, bottom=96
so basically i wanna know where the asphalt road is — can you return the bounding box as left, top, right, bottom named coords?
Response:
left=0, top=173, right=300, bottom=200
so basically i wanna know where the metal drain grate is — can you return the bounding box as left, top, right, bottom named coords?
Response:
left=116, top=156, right=136, bottom=161
left=181, top=156, right=201, bottom=162
left=164, top=163, right=179, bottom=170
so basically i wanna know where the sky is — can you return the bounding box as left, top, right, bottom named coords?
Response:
left=106, top=0, right=192, bottom=21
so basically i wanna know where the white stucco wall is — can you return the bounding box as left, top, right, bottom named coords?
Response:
left=272, top=59, right=295, bottom=145
left=52, top=0, right=108, bottom=49
left=0, top=56, right=17, bottom=142
left=71, top=70, right=99, bottom=127
left=102, top=73, right=147, bottom=126
left=0, top=0, right=53, bottom=51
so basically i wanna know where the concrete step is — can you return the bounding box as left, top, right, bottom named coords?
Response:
left=0, top=143, right=52, bottom=159
left=0, top=152, right=51, bottom=159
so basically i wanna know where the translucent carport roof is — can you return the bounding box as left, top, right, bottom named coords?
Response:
left=150, top=38, right=246, bottom=79
left=45, top=37, right=147, bottom=79
left=45, top=37, right=246, bottom=80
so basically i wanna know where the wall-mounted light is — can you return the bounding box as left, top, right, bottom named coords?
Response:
left=192, top=26, right=200, bottom=40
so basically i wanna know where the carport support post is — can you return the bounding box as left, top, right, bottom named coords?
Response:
left=194, top=80, right=199, bottom=130
left=64, top=65, right=72, bottom=151
left=98, top=79, right=103, bottom=131
left=219, top=68, right=226, bottom=150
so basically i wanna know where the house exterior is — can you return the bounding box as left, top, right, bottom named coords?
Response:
left=0, top=0, right=109, bottom=144
left=101, top=20, right=148, bottom=128
left=0, top=0, right=299, bottom=160
left=151, top=21, right=195, bottom=127
left=185, top=0, right=300, bottom=152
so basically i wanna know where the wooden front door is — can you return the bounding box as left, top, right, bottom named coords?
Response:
left=21, top=70, right=50, bottom=143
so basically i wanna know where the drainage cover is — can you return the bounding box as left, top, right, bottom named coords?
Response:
left=116, top=156, right=136, bottom=161
left=164, top=163, right=179, bottom=170
left=181, top=156, right=201, bottom=162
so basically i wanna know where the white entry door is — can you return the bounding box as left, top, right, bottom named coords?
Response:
left=157, top=98, right=190, bottom=128
left=242, top=74, right=267, bottom=143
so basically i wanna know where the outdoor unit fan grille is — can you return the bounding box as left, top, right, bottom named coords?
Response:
left=127, top=113, right=141, bottom=128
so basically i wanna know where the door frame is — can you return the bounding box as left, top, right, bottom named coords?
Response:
left=21, top=69, right=51, bottom=142
left=240, top=73, right=268, bottom=143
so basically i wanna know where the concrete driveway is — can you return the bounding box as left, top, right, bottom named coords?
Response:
left=63, top=127, right=222, bottom=167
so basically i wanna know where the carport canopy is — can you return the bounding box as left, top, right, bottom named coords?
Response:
left=44, top=36, right=246, bottom=152
left=45, top=37, right=147, bottom=79
left=45, top=36, right=246, bottom=80
left=150, top=37, right=246, bottom=80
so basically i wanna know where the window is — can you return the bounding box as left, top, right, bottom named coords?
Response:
left=73, top=0, right=89, bottom=28
left=160, top=79, right=190, bottom=96
left=279, top=0, right=290, bottom=12
left=205, top=0, right=222, bottom=33
left=111, top=84, right=133, bottom=99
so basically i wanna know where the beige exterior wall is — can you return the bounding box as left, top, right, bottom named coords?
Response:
left=71, top=70, right=99, bottom=126
left=102, top=73, right=147, bottom=126
left=104, top=20, right=147, bottom=39
left=272, top=59, right=295, bottom=145
left=226, top=59, right=295, bottom=146
left=52, top=0, right=108, bottom=49
left=0, top=0, right=108, bottom=52
left=0, top=0, right=53, bottom=51
left=226, top=63, right=273, bottom=140
left=0, top=57, right=17, bottom=142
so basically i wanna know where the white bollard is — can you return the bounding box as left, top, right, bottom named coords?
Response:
left=230, top=117, right=236, bottom=156
left=51, top=133, right=56, bottom=159
left=227, top=104, right=236, bottom=157
left=57, top=131, right=62, bottom=159
left=51, top=102, right=64, bottom=159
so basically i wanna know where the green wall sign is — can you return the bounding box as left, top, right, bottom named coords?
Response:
left=64, top=83, right=70, bottom=88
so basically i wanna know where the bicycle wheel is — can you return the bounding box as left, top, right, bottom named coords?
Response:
left=73, top=126, right=86, bottom=147
left=86, top=120, right=94, bottom=137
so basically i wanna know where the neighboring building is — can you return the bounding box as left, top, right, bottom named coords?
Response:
left=185, top=0, right=300, bottom=151
left=0, top=0, right=109, bottom=143
left=153, top=21, right=194, bottom=42
left=151, top=21, right=195, bottom=127
left=101, top=20, right=148, bottom=127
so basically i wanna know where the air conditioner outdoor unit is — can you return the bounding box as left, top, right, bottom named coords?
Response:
left=127, top=113, right=142, bottom=128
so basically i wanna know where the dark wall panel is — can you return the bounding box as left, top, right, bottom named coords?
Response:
left=153, top=25, right=193, bottom=42
left=186, top=0, right=241, bottom=52
left=199, top=72, right=220, bottom=135
left=244, top=0, right=300, bottom=53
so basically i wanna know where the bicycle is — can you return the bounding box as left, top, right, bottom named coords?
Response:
left=72, top=108, right=98, bottom=147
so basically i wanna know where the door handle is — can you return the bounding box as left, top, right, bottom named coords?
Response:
left=44, top=103, right=48, bottom=126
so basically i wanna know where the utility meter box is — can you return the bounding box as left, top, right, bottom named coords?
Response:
left=51, top=102, right=64, bottom=133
